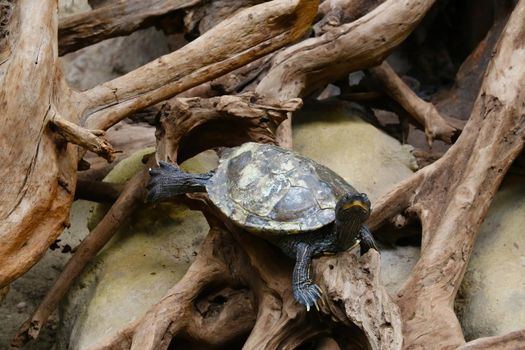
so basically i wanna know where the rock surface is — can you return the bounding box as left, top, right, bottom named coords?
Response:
left=57, top=150, right=217, bottom=350
left=61, top=26, right=176, bottom=91
left=0, top=200, right=93, bottom=350
left=293, top=100, right=418, bottom=203
left=458, top=175, right=525, bottom=340
left=379, top=245, right=420, bottom=295
left=59, top=0, right=91, bottom=17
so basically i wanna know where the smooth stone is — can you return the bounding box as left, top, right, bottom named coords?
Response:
left=293, top=100, right=417, bottom=202
left=57, top=150, right=218, bottom=350
left=59, top=0, right=91, bottom=17
left=379, top=245, right=420, bottom=295
left=458, top=175, right=525, bottom=340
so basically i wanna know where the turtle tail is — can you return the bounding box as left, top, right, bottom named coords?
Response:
left=146, top=161, right=214, bottom=202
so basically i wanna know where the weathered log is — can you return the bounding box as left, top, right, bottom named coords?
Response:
left=50, top=116, right=115, bottom=162
left=58, top=0, right=201, bottom=56
left=315, top=251, right=403, bottom=349
left=368, top=62, right=461, bottom=145
left=256, top=0, right=438, bottom=146
left=155, top=93, right=302, bottom=162
left=0, top=0, right=319, bottom=291
left=13, top=167, right=149, bottom=346
left=0, top=0, right=79, bottom=288
left=368, top=1, right=525, bottom=347
left=458, top=329, right=525, bottom=350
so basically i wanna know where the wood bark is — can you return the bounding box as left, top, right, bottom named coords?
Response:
left=368, top=1, right=525, bottom=347
left=3, top=0, right=525, bottom=349
left=256, top=0, right=438, bottom=146
left=368, top=62, right=461, bottom=145
left=58, top=0, right=201, bottom=56
left=0, top=0, right=318, bottom=289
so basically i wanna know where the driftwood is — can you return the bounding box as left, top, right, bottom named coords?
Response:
left=368, top=1, right=525, bottom=347
left=58, top=0, right=201, bottom=56
left=0, top=0, right=317, bottom=289
left=368, top=62, right=461, bottom=145
left=2, top=0, right=525, bottom=349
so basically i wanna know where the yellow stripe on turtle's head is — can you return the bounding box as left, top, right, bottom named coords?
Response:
left=336, top=192, right=371, bottom=220
left=341, top=200, right=370, bottom=212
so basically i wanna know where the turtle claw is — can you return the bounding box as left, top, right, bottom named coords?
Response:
left=314, top=284, right=323, bottom=295
left=294, top=282, right=323, bottom=312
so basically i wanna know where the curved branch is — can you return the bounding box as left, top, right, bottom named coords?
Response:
left=80, top=0, right=319, bottom=131
left=316, top=251, right=403, bottom=350
left=256, top=0, right=437, bottom=146
left=367, top=168, right=426, bottom=232
left=0, top=0, right=80, bottom=288
left=58, top=0, right=201, bottom=56
left=368, top=61, right=462, bottom=145
left=458, top=329, right=525, bottom=350
left=155, top=93, right=302, bottom=163
left=51, top=116, right=115, bottom=162
left=257, top=0, right=437, bottom=99
left=129, top=226, right=254, bottom=350
left=394, top=1, right=525, bottom=347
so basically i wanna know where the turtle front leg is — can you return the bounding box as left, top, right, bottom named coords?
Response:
left=292, top=242, right=322, bottom=311
left=146, top=161, right=214, bottom=202
left=359, top=225, right=378, bottom=255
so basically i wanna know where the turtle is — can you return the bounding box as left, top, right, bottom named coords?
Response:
left=146, top=142, right=377, bottom=311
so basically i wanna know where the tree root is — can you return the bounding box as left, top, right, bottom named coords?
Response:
left=51, top=116, right=115, bottom=162
left=70, top=205, right=400, bottom=350
left=362, top=2, right=525, bottom=346
left=256, top=0, right=438, bottom=146
left=315, top=251, right=402, bottom=349
left=458, top=329, right=525, bottom=350
left=368, top=62, right=462, bottom=146
left=81, top=0, right=318, bottom=131
left=74, top=179, right=123, bottom=203
left=156, top=93, right=302, bottom=162
left=58, top=0, right=202, bottom=56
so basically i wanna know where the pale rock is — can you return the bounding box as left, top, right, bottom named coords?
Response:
left=293, top=100, right=417, bottom=203
left=458, top=175, right=525, bottom=340
left=379, top=245, right=420, bottom=295
left=57, top=150, right=218, bottom=350
left=59, top=0, right=91, bottom=17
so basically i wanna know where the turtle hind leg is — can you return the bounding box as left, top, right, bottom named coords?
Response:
left=146, top=161, right=214, bottom=203
left=292, top=242, right=322, bottom=311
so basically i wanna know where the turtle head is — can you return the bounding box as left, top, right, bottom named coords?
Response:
left=335, top=192, right=371, bottom=222
left=334, top=193, right=371, bottom=251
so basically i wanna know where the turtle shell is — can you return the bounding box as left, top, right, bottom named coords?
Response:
left=207, top=142, right=357, bottom=235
